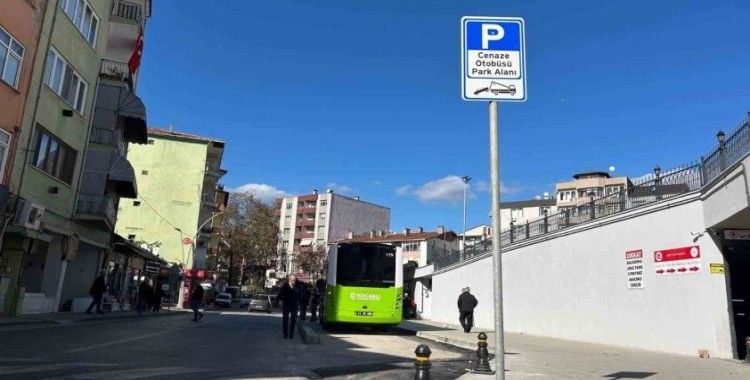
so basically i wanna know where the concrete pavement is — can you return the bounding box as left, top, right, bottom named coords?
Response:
left=398, top=319, right=750, bottom=379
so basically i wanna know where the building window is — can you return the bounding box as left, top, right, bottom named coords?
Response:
left=295, top=226, right=302, bottom=232
left=59, top=0, right=99, bottom=46
left=317, top=225, right=325, bottom=235
left=285, top=202, right=292, bottom=210
left=141, top=170, right=148, bottom=175
left=282, top=241, right=289, bottom=250
left=283, top=228, right=290, bottom=235
left=403, top=242, right=420, bottom=252
left=31, top=126, right=77, bottom=184
left=133, top=201, right=141, bottom=206
left=510, top=208, right=524, bottom=220
left=284, top=215, right=291, bottom=227
left=43, top=49, right=87, bottom=113
left=0, top=129, right=11, bottom=180
left=319, top=212, right=326, bottom=223
left=127, top=234, right=136, bottom=240
left=0, top=26, right=25, bottom=88
left=320, top=199, right=327, bottom=206
left=147, top=139, right=155, bottom=145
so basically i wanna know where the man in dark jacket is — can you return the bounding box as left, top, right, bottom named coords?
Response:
left=457, top=287, right=478, bottom=333
left=299, top=282, right=310, bottom=321
left=279, top=275, right=303, bottom=339
left=85, top=274, right=107, bottom=314
left=190, top=283, right=205, bottom=322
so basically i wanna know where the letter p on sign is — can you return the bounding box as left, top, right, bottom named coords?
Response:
left=481, top=24, right=505, bottom=49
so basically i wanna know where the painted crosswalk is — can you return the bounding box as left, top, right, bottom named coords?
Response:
left=0, top=359, right=208, bottom=379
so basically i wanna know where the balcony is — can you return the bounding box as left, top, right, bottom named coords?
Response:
left=89, top=128, right=125, bottom=153
left=100, top=59, right=129, bottom=82
left=75, top=194, right=116, bottom=229
left=111, top=0, right=142, bottom=23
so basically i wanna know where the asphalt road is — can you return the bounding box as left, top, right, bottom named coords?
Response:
left=0, top=310, right=476, bottom=379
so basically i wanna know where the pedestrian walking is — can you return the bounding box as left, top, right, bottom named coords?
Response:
left=137, top=280, right=152, bottom=314
left=299, top=282, right=310, bottom=321
left=279, top=275, right=303, bottom=339
left=85, top=274, right=107, bottom=314
left=457, top=286, right=478, bottom=333
left=190, top=283, right=205, bottom=322
left=152, top=284, right=163, bottom=313
left=309, top=278, right=325, bottom=322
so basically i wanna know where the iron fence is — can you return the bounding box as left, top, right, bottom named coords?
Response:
left=433, top=115, right=750, bottom=270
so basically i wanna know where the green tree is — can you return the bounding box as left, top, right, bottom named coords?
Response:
left=221, top=192, right=279, bottom=286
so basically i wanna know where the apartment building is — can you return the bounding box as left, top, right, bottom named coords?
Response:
left=274, top=190, right=390, bottom=275
left=116, top=127, right=227, bottom=277
left=458, top=224, right=492, bottom=251
left=555, top=171, right=632, bottom=213
left=0, top=1, right=151, bottom=314
left=341, top=227, right=458, bottom=267
left=498, top=197, right=557, bottom=231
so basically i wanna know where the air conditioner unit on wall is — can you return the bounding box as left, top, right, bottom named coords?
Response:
left=14, top=199, right=44, bottom=231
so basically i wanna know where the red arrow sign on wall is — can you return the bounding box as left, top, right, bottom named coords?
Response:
left=667, top=268, right=676, bottom=273
left=656, top=269, right=665, bottom=274
left=677, top=267, right=687, bottom=273
left=689, top=267, right=700, bottom=272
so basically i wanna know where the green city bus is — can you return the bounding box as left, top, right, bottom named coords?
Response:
left=320, top=242, right=403, bottom=328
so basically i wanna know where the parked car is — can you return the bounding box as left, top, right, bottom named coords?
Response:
left=247, top=294, right=272, bottom=313
left=238, top=293, right=251, bottom=307
left=225, top=286, right=241, bottom=304
left=215, top=292, right=232, bottom=308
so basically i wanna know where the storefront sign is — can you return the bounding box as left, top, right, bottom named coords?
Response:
left=145, top=260, right=160, bottom=274
left=709, top=263, right=725, bottom=274
left=654, top=246, right=701, bottom=275
left=625, top=250, right=644, bottom=289
left=724, top=230, right=750, bottom=240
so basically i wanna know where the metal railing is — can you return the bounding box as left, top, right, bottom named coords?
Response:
left=112, top=0, right=142, bottom=22
left=76, top=194, right=116, bottom=226
left=90, top=127, right=125, bottom=153
left=433, top=115, right=750, bottom=270
left=100, top=59, right=129, bottom=81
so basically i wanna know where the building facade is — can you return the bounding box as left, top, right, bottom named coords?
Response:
left=556, top=171, right=631, bottom=213
left=115, top=127, right=227, bottom=275
left=0, top=0, right=151, bottom=315
left=274, top=191, right=390, bottom=276
left=340, top=227, right=458, bottom=267
left=498, top=198, right=557, bottom=231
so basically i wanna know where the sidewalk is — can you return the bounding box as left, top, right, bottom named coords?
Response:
left=0, top=309, right=183, bottom=328
left=396, top=319, right=750, bottom=379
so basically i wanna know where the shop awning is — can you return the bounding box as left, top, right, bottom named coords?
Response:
left=108, top=152, right=137, bottom=198
left=118, top=90, right=147, bottom=144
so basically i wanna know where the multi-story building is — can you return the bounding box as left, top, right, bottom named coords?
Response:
left=498, top=197, right=557, bottom=231
left=274, top=190, right=390, bottom=276
left=555, top=171, right=632, bottom=213
left=341, top=227, right=458, bottom=267
left=115, top=127, right=227, bottom=275
left=458, top=224, right=492, bottom=251
left=0, top=1, right=151, bottom=314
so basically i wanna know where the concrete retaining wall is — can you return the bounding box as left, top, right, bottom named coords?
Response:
left=430, top=194, right=734, bottom=358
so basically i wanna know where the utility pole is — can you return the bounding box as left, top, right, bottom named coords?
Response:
left=489, top=100, right=506, bottom=378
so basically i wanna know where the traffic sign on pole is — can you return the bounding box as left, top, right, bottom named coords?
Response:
left=461, top=16, right=526, bottom=101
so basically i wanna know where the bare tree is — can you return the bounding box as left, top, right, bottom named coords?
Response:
left=221, top=192, right=279, bottom=286
left=293, top=243, right=328, bottom=282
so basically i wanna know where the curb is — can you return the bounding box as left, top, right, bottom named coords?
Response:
left=297, top=321, right=321, bottom=344
left=0, top=310, right=183, bottom=328
left=392, top=326, right=491, bottom=354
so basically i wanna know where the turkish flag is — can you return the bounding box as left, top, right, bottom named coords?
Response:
left=128, top=27, right=144, bottom=74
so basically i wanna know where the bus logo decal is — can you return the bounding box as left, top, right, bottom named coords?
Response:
left=349, top=293, right=381, bottom=301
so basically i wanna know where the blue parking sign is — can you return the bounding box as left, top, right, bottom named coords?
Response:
left=461, top=16, right=526, bottom=101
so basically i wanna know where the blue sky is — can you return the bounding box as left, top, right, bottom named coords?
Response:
left=138, top=0, right=750, bottom=232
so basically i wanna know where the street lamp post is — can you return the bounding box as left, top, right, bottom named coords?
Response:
left=717, top=130, right=727, bottom=171
left=653, top=165, right=662, bottom=201
left=461, top=175, right=472, bottom=256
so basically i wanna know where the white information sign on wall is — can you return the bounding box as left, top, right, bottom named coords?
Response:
left=625, top=250, right=645, bottom=289
left=461, top=16, right=527, bottom=101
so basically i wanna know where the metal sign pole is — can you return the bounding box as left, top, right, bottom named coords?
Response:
left=489, top=100, right=505, bottom=379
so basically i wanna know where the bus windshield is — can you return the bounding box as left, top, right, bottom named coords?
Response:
left=336, top=244, right=396, bottom=288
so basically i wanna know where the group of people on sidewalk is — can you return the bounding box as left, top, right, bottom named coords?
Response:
left=85, top=273, right=164, bottom=315
left=278, top=275, right=325, bottom=339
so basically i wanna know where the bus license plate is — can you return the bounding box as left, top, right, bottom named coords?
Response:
left=355, top=311, right=373, bottom=316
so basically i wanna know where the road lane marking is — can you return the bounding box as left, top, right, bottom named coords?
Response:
left=0, top=363, right=114, bottom=375
left=63, top=328, right=181, bottom=354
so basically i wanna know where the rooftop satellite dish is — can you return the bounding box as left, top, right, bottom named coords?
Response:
left=608, top=165, right=616, bottom=172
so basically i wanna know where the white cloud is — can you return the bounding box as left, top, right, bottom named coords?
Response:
left=398, top=176, right=521, bottom=203
left=326, top=183, right=354, bottom=195
left=230, top=183, right=290, bottom=202
left=395, top=185, right=413, bottom=196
